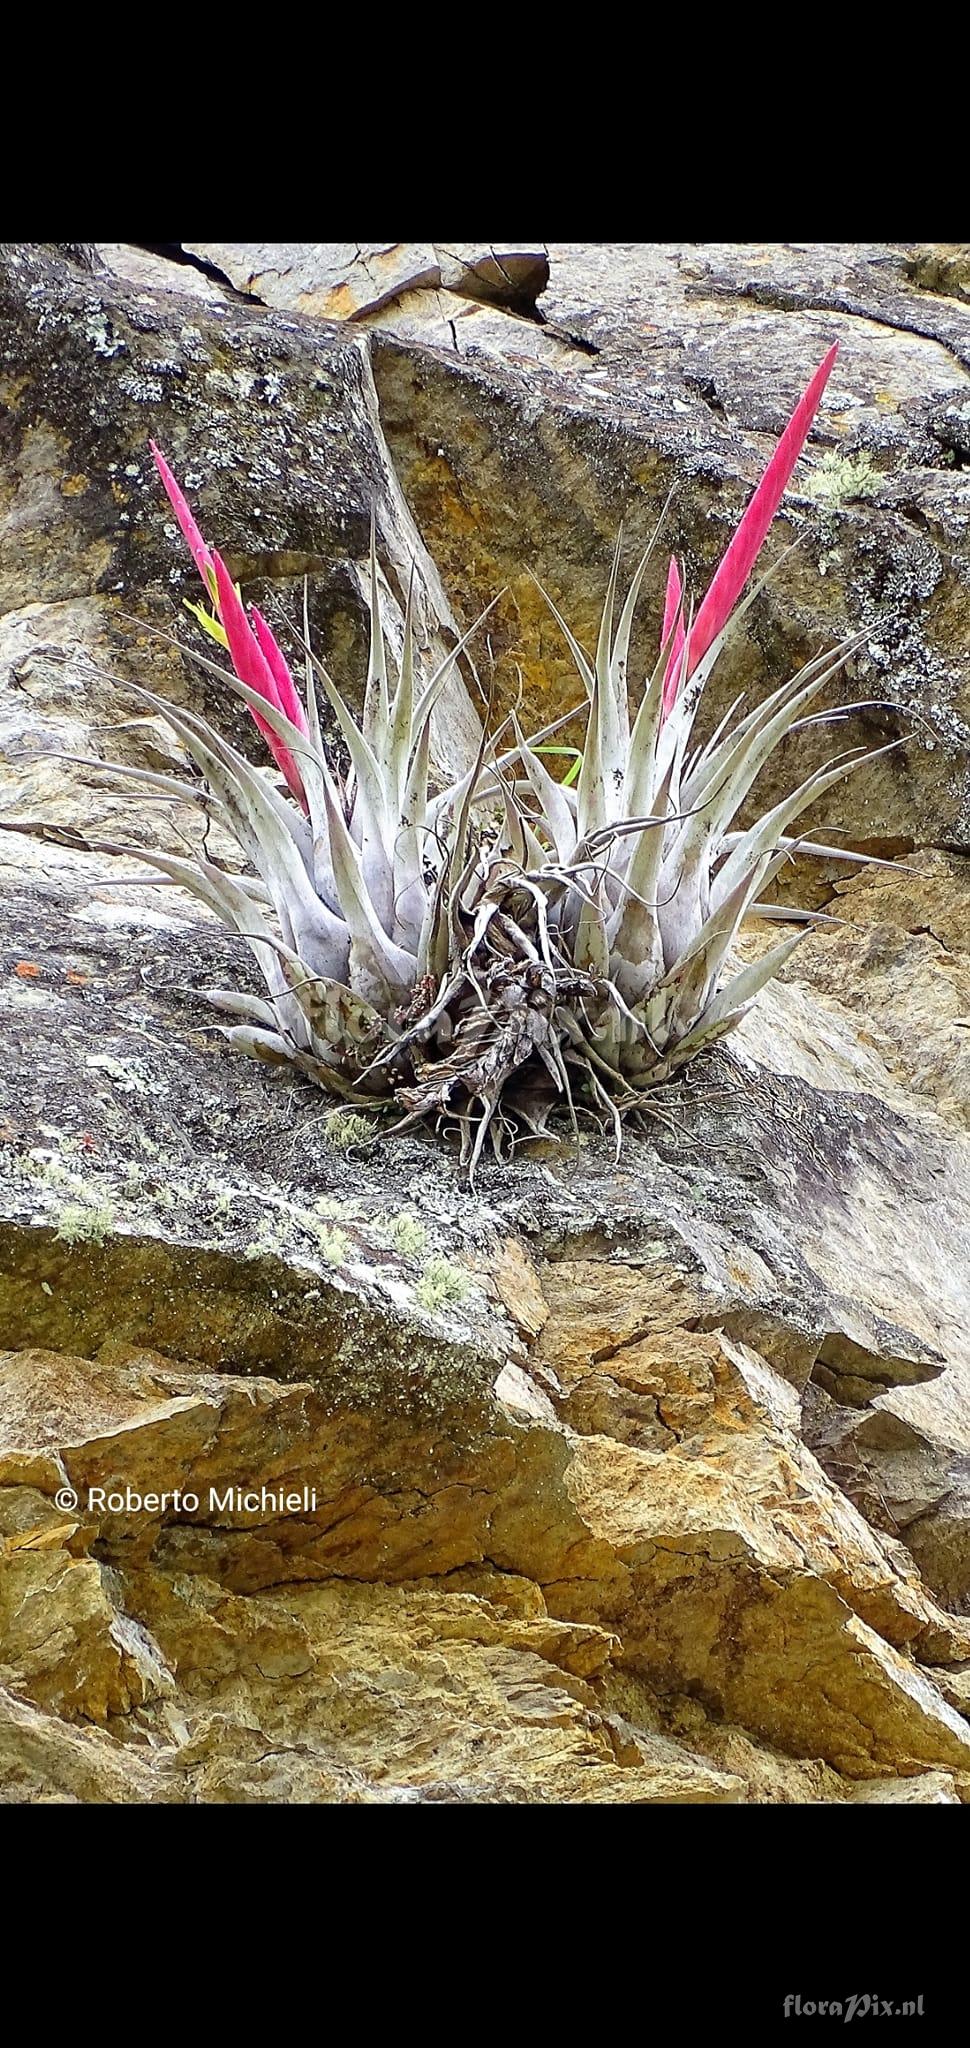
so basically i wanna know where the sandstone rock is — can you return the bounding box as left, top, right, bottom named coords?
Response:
left=4, top=828, right=970, bottom=1795
left=738, top=852, right=970, bottom=1609
left=182, top=243, right=443, bottom=320
left=3, top=842, right=970, bottom=1794
left=179, top=243, right=550, bottom=321
left=774, top=850, right=970, bottom=1131
left=905, top=246, right=970, bottom=305
left=3, top=1313, right=969, bottom=1799
left=847, top=1769, right=961, bottom=1802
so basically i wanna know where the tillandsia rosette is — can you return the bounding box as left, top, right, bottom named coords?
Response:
left=81, top=342, right=906, bottom=1180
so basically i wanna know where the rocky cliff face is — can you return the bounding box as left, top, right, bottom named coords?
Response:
left=2, top=241, right=970, bottom=1803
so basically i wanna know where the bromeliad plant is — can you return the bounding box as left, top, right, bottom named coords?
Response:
left=92, top=342, right=899, bottom=1178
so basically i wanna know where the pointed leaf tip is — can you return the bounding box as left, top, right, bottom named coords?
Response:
left=660, top=554, right=687, bottom=716
left=661, top=555, right=682, bottom=643
left=149, top=441, right=214, bottom=588
left=682, top=344, right=840, bottom=678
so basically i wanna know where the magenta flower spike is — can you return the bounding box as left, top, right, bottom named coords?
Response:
left=659, top=343, right=839, bottom=715
left=251, top=605, right=310, bottom=738
left=149, top=441, right=214, bottom=588
left=212, top=552, right=308, bottom=808
left=149, top=444, right=308, bottom=806
left=660, top=555, right=687, bottom=716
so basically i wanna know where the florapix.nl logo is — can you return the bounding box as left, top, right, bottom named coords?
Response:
left=783, top=1995, right=925, bottom=2023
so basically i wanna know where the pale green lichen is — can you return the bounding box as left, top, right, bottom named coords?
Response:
left=320, top=1112, right=375, bottom=1151
left=242, top=1199, right=352, bottom=1269
left=24, top=1151, right=87, bottom=1194
left=804, top=450, right=881, bottom=508
left=383, top=1212, right=428, bottom=1257
left=85, top=1052, right=155, bottom=1096
left=243, top=1212, right=298, bottom=1261
left=315, top=1225, right=350, bottom=1265
left=416, top=1256, right=470, bottom=1313
left=53, top=1202, right=117, bottom=1247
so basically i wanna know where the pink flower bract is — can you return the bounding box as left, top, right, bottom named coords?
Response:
left=149, top=442, right=308, bottom=809
left=149, top=441, right=214, bottom=587
left=211, top=552, right=308, bottom=806
left=251, top=606, right=310, bottom=739
left=661, top=342, right=838, bottom=714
